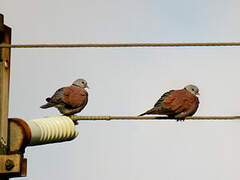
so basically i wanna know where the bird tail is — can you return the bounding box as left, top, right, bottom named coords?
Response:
left=40, top=97, right=55, bottom=109
left=40, top=102, right=55, bottom=109
left=139, top=108, right=157, bottom=116
left=139, top=111, right=148, bottom=116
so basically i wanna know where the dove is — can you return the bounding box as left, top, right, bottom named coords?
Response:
left=139, top=84, right=199, bottom=120
left=40, top=79, right=89, bottom=116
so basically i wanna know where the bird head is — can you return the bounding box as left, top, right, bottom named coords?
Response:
left=72, top=79, right=89, bottom=89
left=184, top=84, right=199, bottom=95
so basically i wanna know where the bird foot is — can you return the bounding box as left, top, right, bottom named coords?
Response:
left=73, top=120, right=79, bottom=125
left=176, top=118, right=185, bottom=122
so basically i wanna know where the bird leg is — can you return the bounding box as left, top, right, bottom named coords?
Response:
left=174, top=112, right=187, bottom=122
left=176, top=118, right=185, bottom=122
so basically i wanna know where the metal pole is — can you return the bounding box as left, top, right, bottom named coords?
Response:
left=0, top=14, right=11, bottom=180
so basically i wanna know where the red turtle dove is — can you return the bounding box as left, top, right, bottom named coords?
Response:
left=139, top=84, right=199, bottom=120
left=40, top=79, right=89, bottom=116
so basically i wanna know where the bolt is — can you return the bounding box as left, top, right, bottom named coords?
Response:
left=4, top=60, right=8, bottom=68
left=5, top=159, right=14, bottom=171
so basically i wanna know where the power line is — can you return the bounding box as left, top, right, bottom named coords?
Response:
left=2, top=42, right=240, bottom=48
left=70, top=115, right=240, bottom=121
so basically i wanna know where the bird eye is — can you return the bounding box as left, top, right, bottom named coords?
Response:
left=82, top=82, right=85, bottom=84
left=192, top=88, right=194, bottom=91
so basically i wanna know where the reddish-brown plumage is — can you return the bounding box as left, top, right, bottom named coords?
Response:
left=139, top=87, right=199, bottom=119
left=161, top=89, right=199, bottom=118
left=62, top=85, right=88, bottom=108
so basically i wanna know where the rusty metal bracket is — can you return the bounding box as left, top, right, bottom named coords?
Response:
left=0, top=154, right=20, bottom=174
left=0, top=154, right=27, bottom=177
left=0, top=118, right=30, bottom=178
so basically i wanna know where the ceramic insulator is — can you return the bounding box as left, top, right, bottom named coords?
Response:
left=26, top=116, right=79, bottom=146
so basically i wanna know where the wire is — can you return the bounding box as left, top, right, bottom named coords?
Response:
left=2, top=42, right=240, bottom=48
left=70, top=115, right=240, bottom=121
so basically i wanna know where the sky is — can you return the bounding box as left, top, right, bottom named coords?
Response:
left=1, top=0, right=240, bottom=179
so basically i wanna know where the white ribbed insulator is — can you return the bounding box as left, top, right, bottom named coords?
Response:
left=26, top=116, right=79, bottom=146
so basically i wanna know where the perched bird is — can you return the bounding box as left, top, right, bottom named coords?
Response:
left=40, top=79, right=89, bottom=116
left=139, top=84, right=199, bottom=120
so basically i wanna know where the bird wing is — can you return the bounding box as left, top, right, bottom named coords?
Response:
left=40, top=87, right=65, bottom=109
left=160, top=89, right=187, bottom=114
left=48, top=88, right=65, bottom=104
left=161, top=89, right=199, bottom=115
left=154, top=90, right=174, bottom=107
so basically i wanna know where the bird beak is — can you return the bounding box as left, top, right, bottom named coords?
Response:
left=196, top=92, right=200, bottom=95
left=86, top=85, right=90, bottom=89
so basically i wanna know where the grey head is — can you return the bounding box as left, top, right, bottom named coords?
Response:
left=184, top=84, right=199, bottom=95
left=72, top=78, right=89, bottom=88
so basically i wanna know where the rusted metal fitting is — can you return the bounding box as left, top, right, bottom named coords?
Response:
left=0, top=154, right=27, bottom=177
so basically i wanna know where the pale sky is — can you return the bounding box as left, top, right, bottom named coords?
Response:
left=2, top=0, right=240, bottom=179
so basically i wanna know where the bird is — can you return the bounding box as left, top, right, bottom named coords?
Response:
left=139, top=84, right=199, bottom=120
left=40, top=79, right=89, bottom=116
